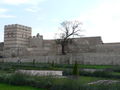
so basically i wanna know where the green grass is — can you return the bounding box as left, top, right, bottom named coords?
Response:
left=112, top=72, right=120, bottom=75
left=77, top=76, right=105, bottom=84
left=78, top=65, right=113, bottom=69
left=52, top=76, right=111, bottom=85
left=77, top=76, right=119, bottom=84
left=0, top=83, right=45, bottom=90
left=0, top=62, right=120, bottom=90
left=0, top=62, right=115, bottom=71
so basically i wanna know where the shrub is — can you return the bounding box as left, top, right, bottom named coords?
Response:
left=72, top=61, right=79, bottom=76
left=63, top=69, right=72, bottom=76
left=32, top=76, right=53, bottom=89
left=8, top=72, right=29, bottom=85
left=110, top=66, right=120, bottom=72
left=32, top=59, right=36, bottom=65
left=51, top=61, right=55, bottom=67
left=92, top=71, right=111, bottom=78
left=50, top=79, right=79, bottom=90
left=0, top=72, right=120, bottom=90
left=79, top=70, right=93, bottom=76
left=0, top=74, right=8, bottom=83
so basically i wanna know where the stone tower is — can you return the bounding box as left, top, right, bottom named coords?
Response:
left=4, top=24, right=32, bottom=49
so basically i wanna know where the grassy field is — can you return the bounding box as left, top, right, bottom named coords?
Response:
left=78, top=64, right=113, bottom=69
left=0, top=62, right=120, bottom=90
left=0, top=83, right=45, bottom=90
left=52, top=76, right=116, bottom=85
left=0, top=62, right=114, bottom=71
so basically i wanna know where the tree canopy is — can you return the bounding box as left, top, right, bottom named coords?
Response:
left=56, top=20, right=82, bottom=55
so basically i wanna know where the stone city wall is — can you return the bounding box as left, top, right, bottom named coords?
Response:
left=96, top=43, right=120, bottom=53
left=1, top=53, right=120, bottom=65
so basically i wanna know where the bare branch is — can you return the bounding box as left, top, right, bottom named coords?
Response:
left=56, top=20, right=83, bottom=55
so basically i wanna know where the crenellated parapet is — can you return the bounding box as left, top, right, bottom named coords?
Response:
left=29, top=33, right=43, bottom=48
left=4, top=24, right=31, bottom=30
left=30, top=33, right=43, bottom=39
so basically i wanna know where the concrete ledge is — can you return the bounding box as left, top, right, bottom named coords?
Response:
left=16, top=70, right=63, bottom=76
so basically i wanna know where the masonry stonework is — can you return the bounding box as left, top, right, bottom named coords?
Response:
left=0, top=24, right=120, bottom=64
left=4, top=24, right=31, bottom=48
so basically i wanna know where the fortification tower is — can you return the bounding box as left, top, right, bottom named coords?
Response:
left=4, top=24, right=32, bottom=49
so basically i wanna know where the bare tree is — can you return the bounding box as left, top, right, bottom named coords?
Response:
left=56, top=20, right=82, bottom=55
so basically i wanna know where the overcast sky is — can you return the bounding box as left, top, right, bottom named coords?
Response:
left=0, top=0, right=119, bottom=43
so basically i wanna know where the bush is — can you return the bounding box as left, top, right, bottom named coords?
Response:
left=0, top=72, right=120, bottom=90
left=50, top=79, right=81, bottom=90
left=92, top=71, right=111, bottom=78
left=110, top=66, right=120, bottom=72
left=63, top=69, right=72, bottom=76
left=79, top=70, right=93, bottom=76
left=0, top=74, right=8, bottom=83
left=79, top=70, right=113, bottom=78
left=32, top=76, right=53, bottom=89
left=8, top=72, right=29, bottom=85
left=72, top=61, right=79, bottom=76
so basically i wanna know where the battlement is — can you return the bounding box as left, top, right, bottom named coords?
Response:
left=30, top=33, right=43, bottom=39
left=4, top=24, right=32, bottom=30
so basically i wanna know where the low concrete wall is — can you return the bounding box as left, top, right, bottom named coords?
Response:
left=1, top=53, right=120, bottom=65
left=16, top=70, right=63, bottom=76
